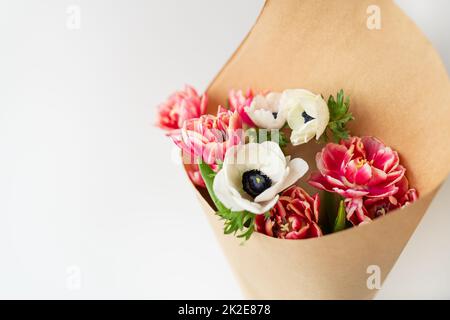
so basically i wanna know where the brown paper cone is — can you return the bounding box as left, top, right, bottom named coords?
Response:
left=188, top=0, right=450, bottom=299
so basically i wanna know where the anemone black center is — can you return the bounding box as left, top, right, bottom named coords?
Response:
left=272, top=112, right=278, bottom=119
left=301, top=111, right=315, bottom=123
left=242, top=169, right=272, bottom=198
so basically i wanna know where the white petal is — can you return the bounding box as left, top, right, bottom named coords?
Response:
left=278, top=158, right=309, bottom=191
left=280, top=89, right=316, bottom=111
left=257, top=141, right=286, bottom=181
left=257, top=195, right=280, bottom=214
left=314, top=96, right=330, bottom=139
left=259, top=141, right=285, bottom=161
left=233, top=194, right=279, bottom=214
left=245, top=92, right=286, bottom=129
left=251, top=109, right=281, bottom=129
left=245, top=107, right=286, bottom=129
left=286, top=103, right=306, bottom=131
left=290, top=121, right=317, bottom=145
left=213, top=169, right=244, bottom=212
left=284, top=89, right=328, bottom=131
left=265, top=92, right=282, bottom=111
left=251, top=95, right=269, bottom=109
left=215, top=141, right=303, bottom=215
left=254, top=167, right=289, bottom=202
left=299, top=94, right=321, bottom=118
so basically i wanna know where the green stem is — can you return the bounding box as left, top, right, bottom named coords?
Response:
left=197, top=161, right=227, bottom=213
left=333, top=200, right=347, bottom=232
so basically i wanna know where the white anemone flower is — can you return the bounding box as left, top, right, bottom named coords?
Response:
left=283, top=89, right=330, bottom=145
left=244, top=92, right=287, bottom=129
left=213, top=141, right=309, bottom=214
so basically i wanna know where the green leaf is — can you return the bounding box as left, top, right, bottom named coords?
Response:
left=333, top=200, right=347, bottom=232
left=325, top=90, right=354, bottom=143
left=197, top=161, right=227, bottom=213
left=217, top=209, right=256, bottom=240
left=198, top=161, right=256, bottom=241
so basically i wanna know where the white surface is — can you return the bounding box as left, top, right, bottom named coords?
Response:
left=0, top=0, right=448, bottom=299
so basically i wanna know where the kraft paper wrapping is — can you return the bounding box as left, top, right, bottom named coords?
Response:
left=186, top=0, right=450, bottom=299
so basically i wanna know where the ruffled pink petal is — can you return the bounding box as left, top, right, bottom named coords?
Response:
left=287, top=199, right=310, bottom=221
left=288, top=215, right=303, bottom=230
left=368, top=166, right=387, bottom=186
left=286, top=225, right=309, bottom=239
left=344, top=159, right=359, bottom=184
left=308, top=172, right=335, bottom=192
left=184, top=84, right=198, bottom=97
left=354, top=163, right=372, bottom=185
left=361, top=136, right=385, bottom=160
left=156, top=85, right=207, bottom=131
left=365, top=185, right=398, bottom=198
left=309, top=221, right=323, bottom=237
left=312, top=194, right=320, bottom=222
left=228, top=89, right=255, bottom=126
left=345, top=198, right=370, bottom=225
left=200, top=93, right=208, bottom=114
left=335, top=188, right=369, bottom=198
left=321, top=143, right=350, bottom=174
left=384, top=167, right=406, bottom=187
left=187, top=166, right=206, bottom=188
left=325, top=175, right=346, bottom=188
left=256, top=187, right=321, bottom=240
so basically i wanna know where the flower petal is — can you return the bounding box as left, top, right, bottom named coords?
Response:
left=354, top=163, right=372, bottom=185
left=232, top=194, right=279, bottom=214
left=289, top=121, right=316, bottom=145
left=278, top=157, right=309, bottom=191
left=213, top=169, right=243, bottom=212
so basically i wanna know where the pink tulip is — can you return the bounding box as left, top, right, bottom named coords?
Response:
left=363, top=176, right=418, bottom=219
left=309, top=136, right=405, bottom=199
left=186, top=163, right=206, bottom=188
left=169, top=106, right=243, bottom=171
left=255, top=186, right=322, bottom=239
left=344, top=176, right=418, bottom=225
left=309, top=136, right=417, bottom=225
left=228, top=89, right=255, bottom=126
left=157, top=85, right=207, bottom=131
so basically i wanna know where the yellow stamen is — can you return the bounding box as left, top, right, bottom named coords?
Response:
left=355, top=158, right=368, bottom=169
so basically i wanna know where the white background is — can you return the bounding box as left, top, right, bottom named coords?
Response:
left=0, top=0, right=449, bottom=299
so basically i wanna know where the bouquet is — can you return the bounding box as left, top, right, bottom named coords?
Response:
left=157, top=86, right=418, bottom=241
left=153, top=0, right=450, bottom=299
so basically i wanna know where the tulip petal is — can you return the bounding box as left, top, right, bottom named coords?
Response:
left=334, top=188, right=369, bottom=198
left=321, top=143, right=349, bottom=174
left=354, top=163, right=372, bottom=185
left=309, top=221, right=323, bottom=237
left=308, top=172, right=335, bottom=192
left=368, top=166, right=387, bottom=186
left=286, top=224, right=310, bottom=239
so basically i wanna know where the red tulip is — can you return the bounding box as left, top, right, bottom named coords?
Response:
left=255, top=186, right=322, bottom=239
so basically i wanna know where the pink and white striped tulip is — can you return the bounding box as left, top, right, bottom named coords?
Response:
left=169, top=107, right=243, bottom=171
left=156, top=85, right=207, bottom=131
left=228, top=89, right=255, bottom=127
